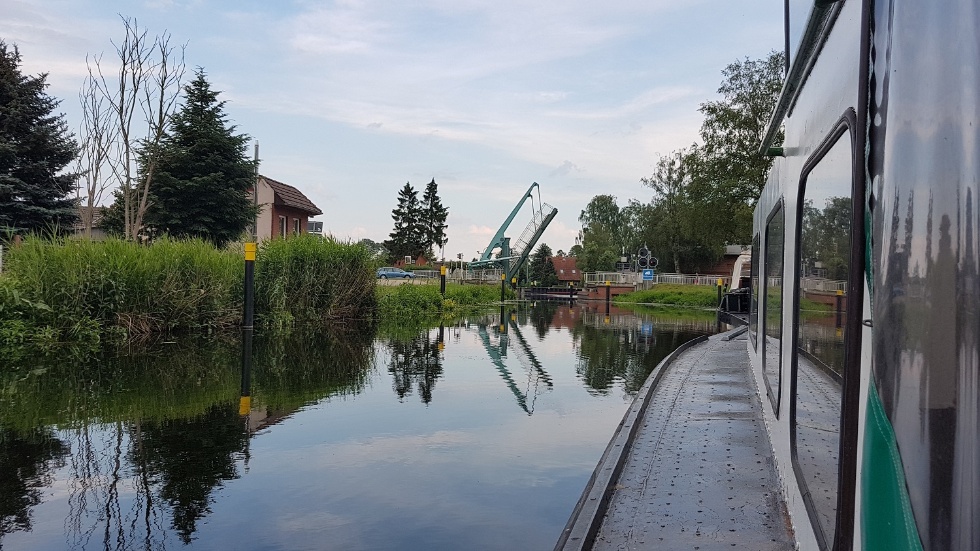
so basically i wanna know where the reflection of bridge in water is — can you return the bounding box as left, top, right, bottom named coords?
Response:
left=473, top=310, right=553, bottom=415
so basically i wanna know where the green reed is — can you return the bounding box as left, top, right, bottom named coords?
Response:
left=254, top=234, right=376, bottom=328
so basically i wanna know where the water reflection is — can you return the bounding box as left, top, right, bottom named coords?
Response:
left=0, top=303, right=713, bottom=550
left=0, top=428, right=68, bottom=536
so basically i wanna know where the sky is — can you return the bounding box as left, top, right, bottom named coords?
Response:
left=3, top=0, right=808, bottom=260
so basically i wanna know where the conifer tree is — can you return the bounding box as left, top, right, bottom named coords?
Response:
left=0, top=41, right=78, bottom=236
left=385, top=182, right=425, bottom=260
left=143, top=69, right=256, bottom=247
left=420, top=178, right=448, bottom=258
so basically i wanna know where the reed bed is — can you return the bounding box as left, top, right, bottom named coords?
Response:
left=3, top=237, right=241, bottom=336
left=254, top=234, right=376, bottom=328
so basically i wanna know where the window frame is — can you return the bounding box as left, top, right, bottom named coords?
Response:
left=762, top=201, right=785, bottom=416
left=749, top=233, right=761, bottom=350
left=789, top=108, right=863, bottom=551
left=278, top=215, right=287, bottom=238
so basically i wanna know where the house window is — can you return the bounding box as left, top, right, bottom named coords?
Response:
left=279, top=216, right=287, bottom=238
left=293, top=218, right=300, bottom=235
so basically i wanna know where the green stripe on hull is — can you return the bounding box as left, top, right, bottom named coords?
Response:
left=862, top=380, right=922, bottom=550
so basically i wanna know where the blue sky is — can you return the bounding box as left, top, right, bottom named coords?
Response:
left=4, top=0, right=806, bottom=259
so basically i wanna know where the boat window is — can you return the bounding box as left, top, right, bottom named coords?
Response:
left=750, top=233, right=760, bottom=349
left=763, top=204, right=784, bottom=414
left=793, top=132, right=852, bottom=549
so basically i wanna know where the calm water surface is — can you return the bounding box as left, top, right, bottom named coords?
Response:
left=0, top=302, right=715, bottom=550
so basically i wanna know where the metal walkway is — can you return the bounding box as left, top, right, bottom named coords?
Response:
left=557, top=331, right=795, bottom=550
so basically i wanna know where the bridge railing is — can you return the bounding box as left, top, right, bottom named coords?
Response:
left=583, top=272, right=635, bottom=286
left=654, top=273, right=731, bottom=286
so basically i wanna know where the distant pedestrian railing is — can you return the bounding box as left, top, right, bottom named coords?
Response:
left=582, top=271, right=733, bottom=287
left=583, top=272, right=635, bottom=286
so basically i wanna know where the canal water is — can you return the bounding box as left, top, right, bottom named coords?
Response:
left=0, top=302, right=716, bottom=550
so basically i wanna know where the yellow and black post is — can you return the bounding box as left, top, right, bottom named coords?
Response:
left=440, top=265, right=447, bottom=296
left=240, top=242, right=256, bottom=416
left=716, top=278, right=724, bottom=306
left=835, top=289, right=844, bottom=328
left=500, top=273, right=506, bottom=302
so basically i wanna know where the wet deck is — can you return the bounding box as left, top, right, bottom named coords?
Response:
left=556, top=330, right=796, bottom=550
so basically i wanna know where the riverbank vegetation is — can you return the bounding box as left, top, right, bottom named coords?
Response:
left=0, top=235, right=509, bottom=350
left=614, top=284, right=720, bottom=308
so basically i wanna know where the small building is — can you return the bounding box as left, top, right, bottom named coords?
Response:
left=73, top=206, right=108, bottom=240
left=550, top=256, right=581, bottom=286
left=252, top=175, right=323, bottom=240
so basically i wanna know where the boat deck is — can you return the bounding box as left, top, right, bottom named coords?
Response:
left=556, top=330, right=796, bottom=550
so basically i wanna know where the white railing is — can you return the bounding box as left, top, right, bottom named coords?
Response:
left=583, top=271, right=635, bottom=286
left=800, top=277, right=846, bottom=293
left=653, top=273, right=730, bottom=286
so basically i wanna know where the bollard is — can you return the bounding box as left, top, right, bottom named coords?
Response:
left=240, top=242, right=257, bottom=416
left=239, top=329, right=253, bottom=415
left=835, top=289, right=844, bottom=328
left=605, top=281, right=611, bottom=305
left=500, top=273, right=506, bottom=302
left=717, top=278, right=723, bottom=306
left=440, top=265, right=447, bottom=296
left=243, top=243, right=256, bottom=329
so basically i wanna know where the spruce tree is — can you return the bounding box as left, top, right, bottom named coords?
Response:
left=421, top=178, right=448, bottom=258
left=385, top=182, right=425, bottom=260
left=0, top=41, right=78, bottom=236
left=528, top=243, right=558, bottom=286
left=143, top=69, right=256, bottom=247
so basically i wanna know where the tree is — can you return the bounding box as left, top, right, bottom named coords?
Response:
left=141, top=69, right=257, bottom=246
left=420, top=178, right=448, bottom=258
left=89, top=17, right=185, bottom=242
left=528, top=242, right=558, bottom=286
left=385, top=182, right=426, bottom=260
left=0, top=41, right=79, bottom=236
left=75, top=60, right=115, bottom=238
left=640, top=149, right=723, bottom=273
left=693, top=51, right=785, bottom=243
left=577, top=195, right=642, bottom=272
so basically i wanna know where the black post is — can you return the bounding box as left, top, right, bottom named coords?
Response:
left=605, top=280, right=611, bottom=305
left=440, top=265, right=447, bottom=296
left=500, top=273, right=506, bottom=302
left=835, top=289, right=843, bottom=328
left=569, top=282, right=574, bottom=300
left=240, top=242, right=256, bottom=416
left=716, top=278, right=723, bottom=306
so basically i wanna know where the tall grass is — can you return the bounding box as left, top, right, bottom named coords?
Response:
left=255, top=234, right=376, bottom=327
left=3, top=237, right=241, bottom=336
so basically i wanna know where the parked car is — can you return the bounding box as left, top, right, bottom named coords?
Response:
left=376, top=267, right=416, bottom=279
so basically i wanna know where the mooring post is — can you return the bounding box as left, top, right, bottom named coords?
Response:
left=440, top=265, right=447, bottom=296
left=605, top=280, right=611, bottom=305
left=240, top=242, right=256, bottom=416
left=717, top=278, right=723, bottom=306
left=835, top=289, right=844, bottom=328
left=500, top=273, right=506, bottom=302
left=569, top=282, right=574, bottom=300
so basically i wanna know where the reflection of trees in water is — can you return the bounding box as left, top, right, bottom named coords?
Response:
left=0, top=327, right=377, bottom=548
left=0, top=427, right=68, bottom=537
left=252, top=325, right=375, bottom=409
left=572, top=319, right=700, bottom=395
left=133, top=406, right=248, bottom=544
left=528, top=302, right=563, bottom=339
left=387, top=329, right=443, bottom=404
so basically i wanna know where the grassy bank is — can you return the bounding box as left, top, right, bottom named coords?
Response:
left=375, top=280, right=515, bottom=333
left=0, top=235, right=513, bottom=350
left=614, top=284, right=720, bottom=308
left=0, top=235, right=381, bottom=345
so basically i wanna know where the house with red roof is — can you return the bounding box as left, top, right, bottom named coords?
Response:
left=252, top=175, right=323, bottom=240
left=550, top=256, right=581, bottom=286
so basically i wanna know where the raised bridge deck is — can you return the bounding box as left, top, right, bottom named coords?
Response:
left=556, top=330, right=796, bottom=550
